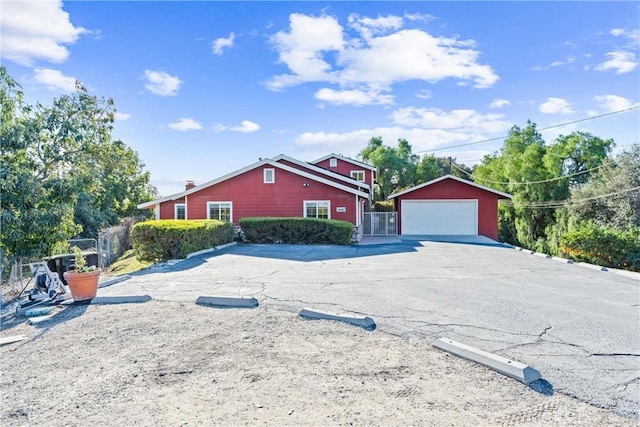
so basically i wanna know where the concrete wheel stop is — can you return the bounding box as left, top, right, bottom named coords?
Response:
left=433, top=337, right=541, bottom=384
left=196, top=296, right=259, bottom=309
left=90, top=295, right=152, bottom=305
left=298, top=307, right=376, bottom=331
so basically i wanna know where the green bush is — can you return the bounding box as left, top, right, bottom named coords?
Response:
left=560, top=223, right=640, bottom=271
left=239, top=217, right=353, bottom=245
left=131, top=220, right=235, bottom=262
left=372, top=200, right=395, bottom=212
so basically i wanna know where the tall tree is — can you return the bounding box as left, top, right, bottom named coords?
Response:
left=0, top=66, right=154, bottom=259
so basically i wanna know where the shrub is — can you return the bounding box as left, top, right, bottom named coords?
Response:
left=239, top=217, right=353, bottom=245
left=372, top=200, right=395, bottom=212
left=131, top=220, right=235, bottom=262
left=560, top=223, right=640, bottom=271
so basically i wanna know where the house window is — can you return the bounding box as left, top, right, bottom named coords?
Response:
left=264, top=168, right=275, bottom=184
left=329, top=158, right=337, bottom=167
left=175, top=203, right=186, bottom=220
left=207, top=202, right=232, bottom=223
left=350, top=170, right=365, bottom=182
left=304, top=201, right=330, bottom=219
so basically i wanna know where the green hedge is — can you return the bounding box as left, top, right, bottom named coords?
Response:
left=239, top=217, right=353, bottom=245
left=131, top=220, right=235, bottom=262
left=560, top=223, right=640, bottom=271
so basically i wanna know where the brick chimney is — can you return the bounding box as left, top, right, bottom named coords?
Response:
left=185, top=180, right=196, bottom=190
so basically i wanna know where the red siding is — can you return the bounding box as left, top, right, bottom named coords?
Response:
left=394, top=178, right=502, bottom=240
left=314, top=158, right=375, bottom=189
left=158, top=166, right=361, bottom=225
left=159, top=198, right=185, bottom=219
left=276, top=159, right=362, bottom=190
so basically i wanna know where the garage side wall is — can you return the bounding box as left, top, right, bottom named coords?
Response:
left=394, top=178, right=500, bottom=240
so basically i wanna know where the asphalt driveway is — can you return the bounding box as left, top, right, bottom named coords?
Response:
left=100, top=240, right=640, bottom=420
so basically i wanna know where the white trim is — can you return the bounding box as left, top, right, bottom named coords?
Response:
left=138, top=195, right=175, bottom=209
left=401, top=199, right=478, bottom=235
left=174, top=203, right=186, bottom=220
left=303, top=200, right=331, bottom=219
left=350, top=170, right=365, bottom=182
left=271, top=154, right=370, bottom=193
left=355, top=194, right=360, bottom=226
left=329, top=158, right=337, bottom=167
left=155, top=205, right=160, bottom=220
left=387, top=174, right=512, bottom=200
left=206, top=201, right=233, bottom=223
left=312, top=153, right=376, bottom=171
left=263, top=168, right=275, bottom=184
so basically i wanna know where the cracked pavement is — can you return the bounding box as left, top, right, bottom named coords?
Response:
left=99, top=240, right=640, bottom=420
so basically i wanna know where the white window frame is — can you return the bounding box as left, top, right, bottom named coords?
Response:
left=207, top=201, right=233, bottom=223
left=174, top=203, right=186, bottom=220
left=329, top=158, right=337, bottom=167
left=303, top=200, right=331, bottom=219
left=263, top=168, right=275, bottom=184
left=350, top=170, right=365, bottom=182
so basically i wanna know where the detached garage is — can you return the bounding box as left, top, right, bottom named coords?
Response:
left=388, top=175, right=511, bottom=240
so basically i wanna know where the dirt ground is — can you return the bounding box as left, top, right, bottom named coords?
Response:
left=0, top=300, right=635, bottom=426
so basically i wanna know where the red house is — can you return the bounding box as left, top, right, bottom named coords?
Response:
left=137, top=154, right=375, bottom=230
left=387, top=175, right=511, bottom=240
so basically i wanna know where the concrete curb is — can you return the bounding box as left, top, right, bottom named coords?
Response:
left=607, top=268, right=640, bottom=280
left=99, top=275, right=132, bottom=288
left=91, top=295, right=152, bottom=305
left=298, top=307, right=376, bottom=331
left=187, top=242, right=238, bottom=259
left=533, top=252, right=551, bottom=259
left=0, top=335, right=28, bottom=346
left=433, top=337, right=541, bottom=384
left=551, top=256, right=573, bottom=264
left=196, top=295, right=258, bottom=309
left=577, top=262, right=608, bottom=272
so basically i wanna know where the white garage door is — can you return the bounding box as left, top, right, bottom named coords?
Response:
left=401, top=199, right=478, bottom=235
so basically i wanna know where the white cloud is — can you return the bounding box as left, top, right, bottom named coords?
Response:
left=315, top=87, right=394, bottom=106
left=595, top=51, right=637, bottom=74
left=489, top=98, right=510, bottom=109
left=267, top=13, right=498, bottom=95
left=216, top=120, right=261, bottom=133
left=168, top=118, right=202, bottom=131
left=390, top=107, right=510, bottom=134
left=609, top=27, right=640, bottom=44
left=33, top=68, right=77, bottom=92
left=295, top=126, right=486, bottom=155
left=114, top=112, right=131, bottom=121
left=348, top=14, right=403, bottom=40
left=533, top=55, right=576, bottom=70
left=539, top=97, right=574, bottom=114
left=610, top=28, right=625, bottom=37
left=594, top=95, right=639, bottom=112
left=415, top=89, right=431, bottom=100
left=0, top=0, right=87, bottom=66
left=212, top=32, right=235, bottom=55
left=144, top=70, right=183, bottom=96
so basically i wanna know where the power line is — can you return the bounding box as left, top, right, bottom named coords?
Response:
left=452, top=161, right=616, bottom=185
left=417, top=105, right=640, bottom=154
left=500, top=185, right=640, bottom=209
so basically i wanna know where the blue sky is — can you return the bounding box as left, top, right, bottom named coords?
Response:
left=2, top=1, right=638, bottom=197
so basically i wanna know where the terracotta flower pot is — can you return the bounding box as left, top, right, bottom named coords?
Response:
left=63, top=269, right=101, bottom=302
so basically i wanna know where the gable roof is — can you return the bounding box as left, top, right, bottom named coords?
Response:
left=271, top=154, right=371, bottom=192
left=311, top=153, right=377, bottom=171
left=387, top=174, right=512, bottom=200
left=138, top=157, right=369, bottom=209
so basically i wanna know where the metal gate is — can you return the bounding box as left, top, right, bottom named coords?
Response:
left=362, top=212, right=397, bottom=236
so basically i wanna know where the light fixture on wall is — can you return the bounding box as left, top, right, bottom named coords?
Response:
left=302, top=182, right=310, bottom=187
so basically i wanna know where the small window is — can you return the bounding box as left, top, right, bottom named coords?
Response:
left=350, top=170, right=365, bottom=182
left=304, top=201, right=330, bottom=219
left=329, top=158, right=337, bottom=167
left=175, top=203, right=186, bottom=220
left=264, top=168, right=275, bottom=184
left=207, top=202, right=232, bottom=223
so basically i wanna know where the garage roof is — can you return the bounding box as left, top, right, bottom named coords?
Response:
left=387, top=174, right=512, bottom=200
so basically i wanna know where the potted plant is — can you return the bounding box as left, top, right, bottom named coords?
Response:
left=63, top=246, right=100, bottom=302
